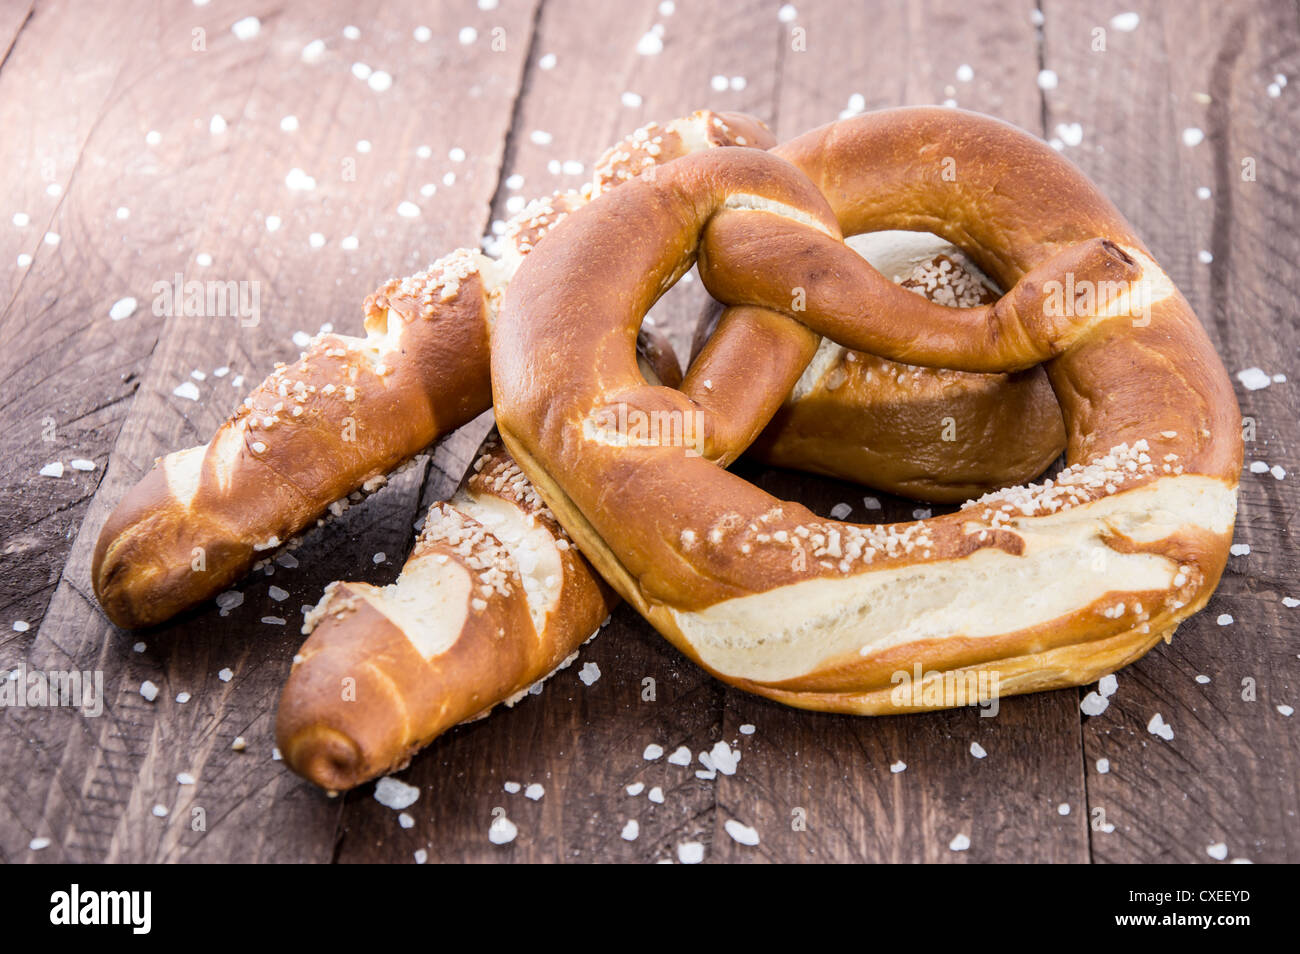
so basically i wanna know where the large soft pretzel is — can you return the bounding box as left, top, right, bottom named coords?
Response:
left=91, top=110, right=1061, bottom=629
left=492, top=108, right=1242, bottom=713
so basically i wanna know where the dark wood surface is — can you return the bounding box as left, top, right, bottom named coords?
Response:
left=0, top=0, right=1295, bottom=863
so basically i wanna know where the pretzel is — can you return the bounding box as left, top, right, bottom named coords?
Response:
left=91, top=109, right=1061, bottom=629
left=275, top=334, right=680, bottom=791
left=491, top=107, right=1242, bottom=714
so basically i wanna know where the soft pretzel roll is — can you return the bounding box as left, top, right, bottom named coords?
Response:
left=275, top=432, right=617, bottom=791
left=91, top=111, right=772, bottom=630
left=492, top=108, right=1242, bottom=714
left=276, top=333, right=681, bottom=791
left=91, top=274, right=496, bottom=630
left=693, top=234, right=1066, bottom=502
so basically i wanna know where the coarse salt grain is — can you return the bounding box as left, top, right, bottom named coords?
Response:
left=725, top=819, right=760, bottom=846
left=677, top=841, right=704, bottom=863
left=231, top=16, right=260, bottom=40
left=488, top=814, right=517, bottom=844
left=374, top=776, right=420, bottom=810
left=1147, top=712, right=1174, bottom=741
left=636, top=31, right=664, bottom=55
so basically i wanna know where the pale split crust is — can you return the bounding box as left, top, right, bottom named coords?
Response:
left=274, top=431, right=618, bottom=792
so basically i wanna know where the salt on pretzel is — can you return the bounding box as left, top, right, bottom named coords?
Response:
left=492, top=108, right=1242, bottom=714
left=91, top=108, right=1064, bottom=629
left=275, top=334, right=679, bottom=791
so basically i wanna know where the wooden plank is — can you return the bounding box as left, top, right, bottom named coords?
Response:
left=1042, top=0, right=1300, bottom=863
left=716, top=0, right=1093, bottom=863
left=333, top=0, right=786, bottom=864
left=0, top=0, right=539, bottom=862
left=0, top=0, right=184, bottom=651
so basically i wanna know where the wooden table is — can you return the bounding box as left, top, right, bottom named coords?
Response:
left=1, top=0, right=1295, bottom=864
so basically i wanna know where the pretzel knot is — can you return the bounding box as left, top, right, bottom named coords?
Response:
left=493, top=108, right=1242, bottom=714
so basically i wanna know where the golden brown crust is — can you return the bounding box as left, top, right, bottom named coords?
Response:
left=492, top=107, right=1242, bottom=714
left=92, top=273, right=494, bottom=630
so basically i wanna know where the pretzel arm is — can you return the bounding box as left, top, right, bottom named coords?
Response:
left=275, top=431, right=618, bottom=792
left=92, top=261, right=498, bottom=630
left=91, top=111, right=771, bottom=630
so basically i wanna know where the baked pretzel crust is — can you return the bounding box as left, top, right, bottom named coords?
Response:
left=492, top=108, right=1241, bottom=714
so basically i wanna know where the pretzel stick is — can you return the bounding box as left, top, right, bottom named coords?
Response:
left=274, top=430, right=615, bottom=791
